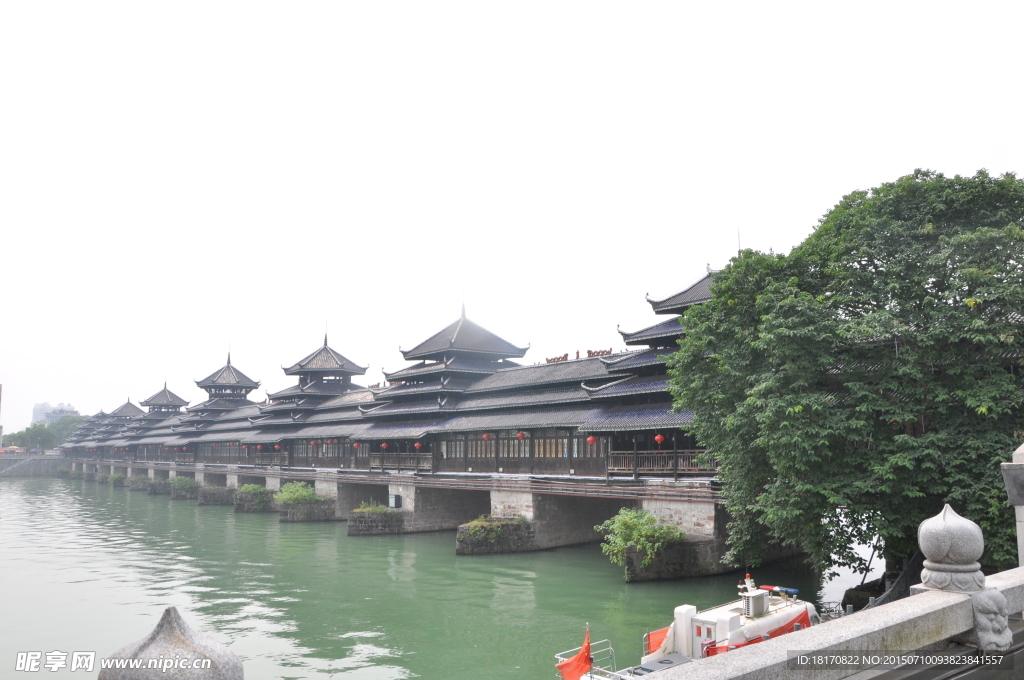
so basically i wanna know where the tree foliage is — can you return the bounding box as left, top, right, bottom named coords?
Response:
left=3, top=423, right=58, bottom=450
left=274, top=482, right=320, bottom=505
left=594, top=507, right=686, bottom=571
left=3, top=416, right=83, bottom=448
left=667, top=169, right=1024, bottom=575
left=49, top=416, right=85, bottom=444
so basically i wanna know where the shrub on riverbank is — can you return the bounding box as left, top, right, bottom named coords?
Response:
left=462, top=515, right=527, bottom=543
left=456, top=515, right=534, bottom=554
left=109, top=474, right=126, bottom=487
left=170, top=476, right=198, bottom=499
left=274, top=482, right=320, bottom=506
left=56, top=467, right=70, bottom=478
left=235, top=484, right=274, bottom=512
left=355, top=499, right=389, bottom=512
left=349, top=502, right=404, bottom=535
left=595, top=508, right=686, bottom=575
left=95, top=474, right=109, bottom=484
left=197, top=486, right=235, bottom=506
left=128, top=476, right=150, bottom=491
left=147, top=480, right=171, bottom=495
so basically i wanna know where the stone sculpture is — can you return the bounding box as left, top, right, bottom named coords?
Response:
left=917, top=504, right=1012, bottom=652
left=97, top=606, right=243, bottom=679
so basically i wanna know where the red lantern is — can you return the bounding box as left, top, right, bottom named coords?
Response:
left=353, top=442, right=360, bottom=449
left=310, top=441, right=316, bottom=445
left=482, top=433, right=491, bottom=440
left=327, top=440, right=334, bottom=445
left=381, top=443, right=389, bottom=449
left=243, top=445, right=248, bottom=449
left=587, top=436, right=597, bottom=445
left=414, top=442, right=422, bottom=450
left=213, top=443, right=217, bottom=447
left=274, top=445, right=281, bottom=450
left=516, top=432, right=526, bottom=440
left=654, top=434, right=665, bottom=445
left=257, top=445, right=263, bottom=450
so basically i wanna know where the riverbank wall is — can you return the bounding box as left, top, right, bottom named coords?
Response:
left=0, top=456, right=67, bottom=477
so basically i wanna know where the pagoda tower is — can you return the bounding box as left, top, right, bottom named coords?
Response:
left=257, top=336, right=367, bottom=420
left=140, top=384, right=189, bottom=413
left=368, top=307, right=527, bottom=419
left=178, top=354, right=260, bottom=426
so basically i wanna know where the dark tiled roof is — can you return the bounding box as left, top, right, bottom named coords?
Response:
left=401, top=313, right=528, bottom=361
left=303, top=409, right=367, bottom=423
left=440, top=407, right=598, bottom=432
left=108, top=402, right=145, bottom=418
left=293, top=423, right=368, bottom=439
left=647, top=272, right=715, bottom=315
left=196, top=356, right=260, bottom=389
left=583, top=374, right=669, bottom=399
left=313, top=390, right=376, bottom=409
left=456, top=385, right=593, bottom=411
left=384, top=357, right=518, bottom=381
left=601, top=349, right=668, bottom=371
left=140, top=384, right=189, bottom=407
left=580, top=403, right=693, bottom=432
left=465, top=356, right=623, bottom=393
left=268, top=381, right=356, bottom=399
left=374, top=377, right=476, bottom=399
left=239, top=431, right=292, bottom=444
left=619, top=317, right=684, bottom=346
left=361, top=400, right=454, bottom=417
left=352, top=420, right=446, bottom=440
left=186, top=398, right=256, bottom=413
left=284, top=337, right=367, bottom=376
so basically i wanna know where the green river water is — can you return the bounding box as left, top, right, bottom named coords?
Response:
left=1, top=477, right=871, bottom=679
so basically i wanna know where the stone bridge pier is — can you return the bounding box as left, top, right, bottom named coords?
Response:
left=483, top=491, right=634, bottom=551
left=318, top=481, right=388, bottom=519
left=225, top=474, right=266, bottom=489
left=348, top=483, right=490, bottom=534
left=391, top=484, right=491, bottom=532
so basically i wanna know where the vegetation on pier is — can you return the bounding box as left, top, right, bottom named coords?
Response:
left=668, top=169, right=1024, bottom=575
left=273, top=482, right=322, bottom=506
left=235, top=484, right=274, bottom=511
left=595, top=508, right=685, bottom=573
left=463, top=514, right=527, bottom=543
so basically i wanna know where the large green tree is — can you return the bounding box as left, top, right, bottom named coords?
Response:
left=667, top=170, right=1024, bottom=575
left=48, top=415, right=85, bottom=444
left=2, top=423, right=59, bottom=450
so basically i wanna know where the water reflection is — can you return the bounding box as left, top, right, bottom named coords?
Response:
left=1, top=478, right=878, bottom=679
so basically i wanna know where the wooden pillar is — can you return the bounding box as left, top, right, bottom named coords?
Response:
left=673, top=434, right=679, bottom=482
left=632, top=437, right=638, bottom=482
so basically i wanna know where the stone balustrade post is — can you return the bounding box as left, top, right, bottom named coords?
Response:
left=1000, top=442, right=1024, bottom=567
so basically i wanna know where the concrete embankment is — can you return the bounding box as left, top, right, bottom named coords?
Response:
left=0, top=456, right=68, bottom=477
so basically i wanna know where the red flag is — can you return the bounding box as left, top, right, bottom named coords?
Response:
left=557, top=629, right=592, bottom=680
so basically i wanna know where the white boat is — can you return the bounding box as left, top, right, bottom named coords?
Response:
left=555, top=574, right=820, bottom=678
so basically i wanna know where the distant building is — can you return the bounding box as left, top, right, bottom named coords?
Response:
left=44, top=408, right=80, bottom=426
left=32, top=402, right=76, bottom=425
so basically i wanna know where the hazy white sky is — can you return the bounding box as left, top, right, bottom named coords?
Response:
left=1, top=1, right=1022, bottom=432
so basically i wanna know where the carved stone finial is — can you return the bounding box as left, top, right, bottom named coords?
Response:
left=917, top=504, right=1012, bottom=652
left=918, top=504, right=985, bottom=592
left=98, top=606, right=243, bottom=679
